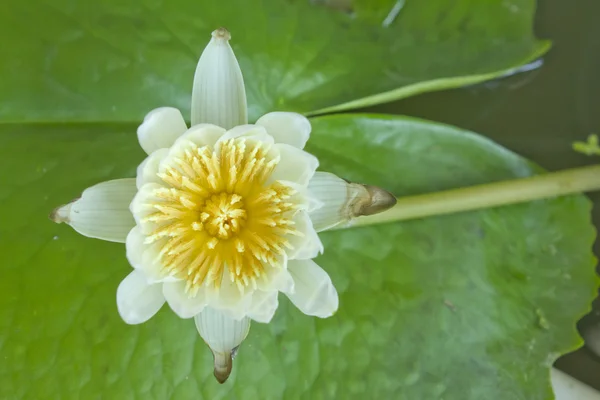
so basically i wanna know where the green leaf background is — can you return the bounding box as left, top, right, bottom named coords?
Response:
left=1, top=116, right=597, bottom=399
left=1, top=0, right=548, bottom=122
left=0, top=0, right=597, bottom=399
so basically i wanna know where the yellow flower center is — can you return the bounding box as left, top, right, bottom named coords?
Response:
left=143, top=137, right=300, bottom=295
left=201, top=193, right=247, bottom=239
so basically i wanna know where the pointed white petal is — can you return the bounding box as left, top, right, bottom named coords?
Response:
left=191, top=28, right=247, bottom=129
left=247, top=291, right=279, bottom=323
left=195, top=307, right=251, bottom=383
left=51, top=179, right=137, bottom=242
left=256, top=112, right=311, bottom=149
left=287, top=211, right=323, bottom=260
left=306, top=172, right=355, bottom=232
left=286, top=260, right=338, bottom=318
left=269, top=144, right=318, bottom=186
left=136, top=148, right=169, bottom=188
left=163, top=281, right=207, bottom=318
left=116, top=270, right=165, bottom=324
left=307, top=172, right=396, bottom=232
left=137, top=107, right=188, bottom=155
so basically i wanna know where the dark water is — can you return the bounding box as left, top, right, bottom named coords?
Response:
left=363, top=0, right=600, bottom=389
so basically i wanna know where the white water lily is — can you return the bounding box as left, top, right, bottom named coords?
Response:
left=51, top=28, right=395, bottom=383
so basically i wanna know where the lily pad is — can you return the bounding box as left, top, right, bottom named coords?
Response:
left=0, top=0, right=548, bottom=123
left=0, top=114, right=596, bottom=399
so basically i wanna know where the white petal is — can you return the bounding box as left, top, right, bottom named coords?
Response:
left=136, top=148, right=169, bottom=188
left=174, top=124, right=226, bottom=148
left=161, top=124, right=227, bottom=170
left=130, top=183, right=163, bottom=234
left=137, top=107, right=188, bottom=154
left=256, top=112, right=311, bottom=149
left=286, top=260, right=338, bottom=318
left=247, top=291, right=279, bottom=323
left=269, top=144, right=319, bottom=186
left=116, top=270, right=165, bottom=324
left=195, top=307, right=251, bottom=383
left=214, top=124, right=274, bottom=149
left=257, top=265, right=294, bottom=293
left=155, top=124, right=225, bottom=177
left=51, top=179, right=137, bottom=242
left=125, top=226, right=148, bottom=270
left=191, top=28, right=247, bottom=129
left=287, top=211, right=323, bottom=260
left=125, top=227, right=174, bottom=284
left=163, top=281, right=207, bottom=318
left=205, top=278, right=254, bottom=320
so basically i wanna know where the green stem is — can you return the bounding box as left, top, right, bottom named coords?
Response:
left=349, top=164, right=600, bottom=228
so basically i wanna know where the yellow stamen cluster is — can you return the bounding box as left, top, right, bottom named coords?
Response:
left=143, top=137, right=300, bottom=294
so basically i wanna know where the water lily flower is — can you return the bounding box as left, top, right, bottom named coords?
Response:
left=51, top=28, right=396, bottom=383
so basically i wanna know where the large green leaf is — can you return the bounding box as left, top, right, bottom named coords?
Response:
left=0, top=0, right=548, bottom=123
left=0, top=115, right=596, bottom=399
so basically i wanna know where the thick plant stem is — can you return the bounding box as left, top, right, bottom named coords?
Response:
left=350, top=164, right=600, bottom=228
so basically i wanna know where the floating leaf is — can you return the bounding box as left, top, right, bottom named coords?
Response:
left=0, top=0, right=548, bottom=123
